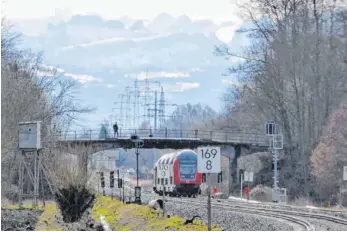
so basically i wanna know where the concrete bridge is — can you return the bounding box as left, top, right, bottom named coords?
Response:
left=56, top=128, right=272, bottom=187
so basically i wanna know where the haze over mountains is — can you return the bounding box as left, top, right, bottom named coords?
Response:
left=12, top=13, right=251, bottom=128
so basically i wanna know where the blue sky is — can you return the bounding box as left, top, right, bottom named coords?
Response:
left=2, top=0, right=250, bottom=131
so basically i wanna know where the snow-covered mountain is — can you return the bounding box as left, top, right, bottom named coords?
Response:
left=14, top=13, right=250, bottom=129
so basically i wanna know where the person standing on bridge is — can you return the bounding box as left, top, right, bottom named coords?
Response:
left=113, top=122, right=119, bottom=138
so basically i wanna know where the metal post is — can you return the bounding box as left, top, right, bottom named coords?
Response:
left=207, top=173, right=211, bottom=231
left=240, top=173, right=243, bottom=199
left=117, top=169, right=120, bottom=200
left=162, top=183, right=165, bottom=217
left=97, top=172, right=100, bottom=193
left=36, top=151, right=41, bottom=207
left=154, top=91, right=157, bottom=136
left=34, top=151, right=38, bottom=208
left=119, top=179, right=122, bottom=201
left=123, top=183, right=125, bottom=203
left=247, top=182, right=250, bottom=200
left=19, top=151, right=24, bottom=207
left=136, top=146, right=139, bottom=187
left=273, top=148, right=278, bottom=202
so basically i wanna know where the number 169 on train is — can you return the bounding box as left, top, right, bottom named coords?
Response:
left=197, top=146, right=221, bottom=173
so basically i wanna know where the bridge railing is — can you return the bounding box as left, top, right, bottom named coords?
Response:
left=55, top=128, right=271, bottom=146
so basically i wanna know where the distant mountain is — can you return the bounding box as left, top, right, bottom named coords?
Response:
left=129, top=20, right=146, bottom=31
left=119, top=16, right=138, bottom=27
left=105, top=20, right=125, bottom=29
left=147, top=13, right=175, bottom=34
left=15, top=13, right=251, bottom=129
left=68, top=14, right=104, bottom=27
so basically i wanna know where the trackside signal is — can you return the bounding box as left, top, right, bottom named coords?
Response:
left=100, top=172, right=105, bottom=188
left=110, top=171, right=115, bottom=188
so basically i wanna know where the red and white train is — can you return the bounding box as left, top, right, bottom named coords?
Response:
left=152, top=149, right=202, bottom=197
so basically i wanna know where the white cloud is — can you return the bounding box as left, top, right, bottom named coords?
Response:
left=191, top=67, right=204, bottom=72
left=228, top=56, right=245, bottom=63
left=36, top=70, right=55, bottom=77
left=125, top=71, right=190, bottom=80
left=168, top=82, right=200, bottom=92
left=215, top=20, right=243, bottom=43
left=36, top=64, right=66, bottom=77
left=64, top=73, right=103, bottom=84
left=43, top=65, right=65, bottom=73
left=222, top=79, right=243, bottom=87
left=37, top=64, right=103, bottom=84
left=61, top=34, right=173, bottom=50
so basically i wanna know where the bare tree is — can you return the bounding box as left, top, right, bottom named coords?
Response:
left=1, top=19, right=94, bottom=199
left=166, top=103, right=218, bottom=131
left=215, top=0, right=347, bottom=199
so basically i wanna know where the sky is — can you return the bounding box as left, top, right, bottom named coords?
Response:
left=2, top=0, right=241, bottom=24
left=1, top=0, right=248, bottom=130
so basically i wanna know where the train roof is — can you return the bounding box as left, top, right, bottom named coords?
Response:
left=154, top=149, right=197, bottom=166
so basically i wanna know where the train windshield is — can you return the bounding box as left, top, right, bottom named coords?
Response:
left=178, top=151, right=197, bottom=181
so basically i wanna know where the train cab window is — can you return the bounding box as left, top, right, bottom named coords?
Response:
left=165, top=178, right=168, bottom=185
left=170, top=177, right=173, bottom=184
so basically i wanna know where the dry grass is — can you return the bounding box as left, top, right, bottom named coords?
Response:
left=35, top=202, right=63, bottom=231
left=1, top=198, right=45, bottom=210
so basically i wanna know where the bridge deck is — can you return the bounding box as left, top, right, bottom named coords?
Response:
left=56, top=128, right=275, bottom=148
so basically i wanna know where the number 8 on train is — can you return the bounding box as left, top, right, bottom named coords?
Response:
left=197, top=146, right=221, bottom=173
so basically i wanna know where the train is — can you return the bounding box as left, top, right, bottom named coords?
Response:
left=152, top=149, right=202, bottom=197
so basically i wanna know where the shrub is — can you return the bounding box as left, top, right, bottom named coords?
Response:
left=249, top=185, right=273, bottom=202
left=55, top=185, right=95, bottom=223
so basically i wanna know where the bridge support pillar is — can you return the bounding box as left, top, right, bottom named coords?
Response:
left=227, top=145, right=251, bottom=195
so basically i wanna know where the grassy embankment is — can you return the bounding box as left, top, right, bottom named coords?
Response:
left=3, top=195, right=222, bottom=231
left=92, top=194, right=221, bottom=231
left=1, top=200, right=61, bottom=231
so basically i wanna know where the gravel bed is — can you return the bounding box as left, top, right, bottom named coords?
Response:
left=1, top=208, right=42, bottom=231
left=111, top=185, right=347, bottom=231
left=303, top=218, right=347, bottom=231
left=165, top=201, right=294, bottom=231
left=138, top=192, right=293, bottom=231
left=226, top=199, right=347, bottom=219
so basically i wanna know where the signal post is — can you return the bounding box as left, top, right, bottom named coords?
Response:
left=197, top=146, right=221, bottom=231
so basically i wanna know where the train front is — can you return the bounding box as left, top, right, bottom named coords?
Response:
left=173, top=150, right=202, bottom=196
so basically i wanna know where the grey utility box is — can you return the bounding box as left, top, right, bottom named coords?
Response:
left=19, top=121, right=42, bottom=150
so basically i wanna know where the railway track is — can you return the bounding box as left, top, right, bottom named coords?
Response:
left=227, top=198, right=347, bottom=216
left=97, top=181, right=347, bottom=231
left=167, top=197, right=314, bottom=231
left=171, top=196, right=347, bottom=229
